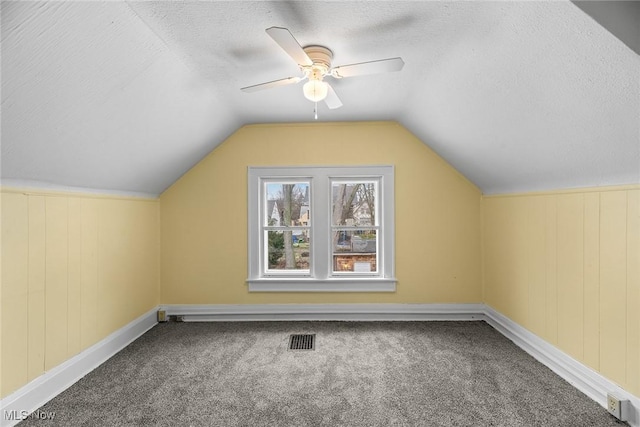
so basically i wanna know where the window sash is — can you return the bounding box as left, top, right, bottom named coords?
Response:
left=262, top=228, right=311, bottom=275
left=262, top=180, right=311, bottom=227
left=330, top=179, right=379, bottom=227
left=330, top=227, right=380, bottom=275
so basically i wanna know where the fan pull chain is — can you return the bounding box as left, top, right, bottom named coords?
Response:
left=314, top=102, right=318, bottom=120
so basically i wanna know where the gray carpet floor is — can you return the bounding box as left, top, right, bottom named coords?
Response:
left=19, top=321, right=624, bottom=426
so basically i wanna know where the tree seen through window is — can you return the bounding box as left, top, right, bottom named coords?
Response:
left=265, top=182, right=310, bottom=270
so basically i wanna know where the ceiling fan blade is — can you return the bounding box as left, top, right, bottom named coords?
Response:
left=265, top=27, right=313, bottom=66
left=331, top=57, right=404, bottom=79
left=241, top=76, right=301, bottom=93
left=324, top=84, right=343, bottom=109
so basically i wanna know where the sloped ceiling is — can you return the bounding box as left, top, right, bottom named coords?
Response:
left=1, top=1, right=638, bottom=196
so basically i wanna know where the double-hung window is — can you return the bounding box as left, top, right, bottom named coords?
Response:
left=247, top=166, right=396, bottom=292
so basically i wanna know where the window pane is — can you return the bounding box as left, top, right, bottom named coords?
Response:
left=265, top=230, right=310, bottom=271
left=332, top=230, right=377, bottom=273
left=265, top=182, right=310, bottom=227
left=331, top=182, right=376, bottom=226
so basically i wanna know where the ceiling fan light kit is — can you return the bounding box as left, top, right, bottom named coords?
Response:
left=303, top=79, right=328, bottom=102
left=241, top=27, right=404, bottom=117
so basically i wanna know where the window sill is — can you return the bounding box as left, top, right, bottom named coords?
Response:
left=246, top=278, right=397, bottom=292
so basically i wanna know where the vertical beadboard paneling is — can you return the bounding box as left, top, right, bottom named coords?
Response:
left=96, top=199, right=112, bottom=338
left=510, top=198, right=530, bottom=327
left=1, top=193, right=29, bottom=396
left=544, top=195, right=558, bottom=345
left=1, top=189, right=160, bottom=399
left=128, top=201, right=160, bottom=314
left=583, top=192, right=600, bottom=370
left=483, top=186, right=639, bottom=396
left=626, top=190, right=639, bottom=393
left=527, top=196, right=547, bottom=337
left=80, top=198, right=99, bottom=349
left=599, top=191, right=627, bottom=387
left=556, top=194, right=584, bottom=361
left=45, top=196, right=69, bottom=370
left=67, top=198, right=82, bottom=357
left=27, top=195, right=46, bottom=381
left=1, top=193, right=29, bottom=297
left=98, top=199, right=128, bottom=336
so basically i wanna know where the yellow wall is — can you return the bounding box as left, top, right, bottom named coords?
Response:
left=0, top=189, right=160, bottom=398
left=160, top=122, right=483, bottom=304
left=483, top=186, right=640, bottom=396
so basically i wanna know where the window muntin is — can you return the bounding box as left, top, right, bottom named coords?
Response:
left=247, top=166, right=395, bottom=292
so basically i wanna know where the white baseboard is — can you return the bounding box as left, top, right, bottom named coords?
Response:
left=484, top=306, right=640, bottom=427
left=162, top=303, right=487, bottom=322
left=0, top=307, right=158, bottom=427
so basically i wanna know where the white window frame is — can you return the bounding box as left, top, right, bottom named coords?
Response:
left=247, top=165, right=396, bottom=292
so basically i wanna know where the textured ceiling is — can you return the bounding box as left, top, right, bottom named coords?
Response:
left=1, top=1, right=638, bottom=196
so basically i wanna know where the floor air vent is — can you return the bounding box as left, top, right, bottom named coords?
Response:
left=289, top=334, right=315, bottom=351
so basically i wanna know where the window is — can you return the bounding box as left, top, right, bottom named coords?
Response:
left=247, top=166, right=395, bottom=292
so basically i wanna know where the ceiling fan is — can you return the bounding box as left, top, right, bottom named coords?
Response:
left=241, top=27, right=404, bottom=113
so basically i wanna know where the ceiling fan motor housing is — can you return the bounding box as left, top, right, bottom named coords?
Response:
left=302, top=45, right=333, bottom=78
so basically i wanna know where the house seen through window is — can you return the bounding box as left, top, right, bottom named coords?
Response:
left=265, top=182, right=311, bottom=272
